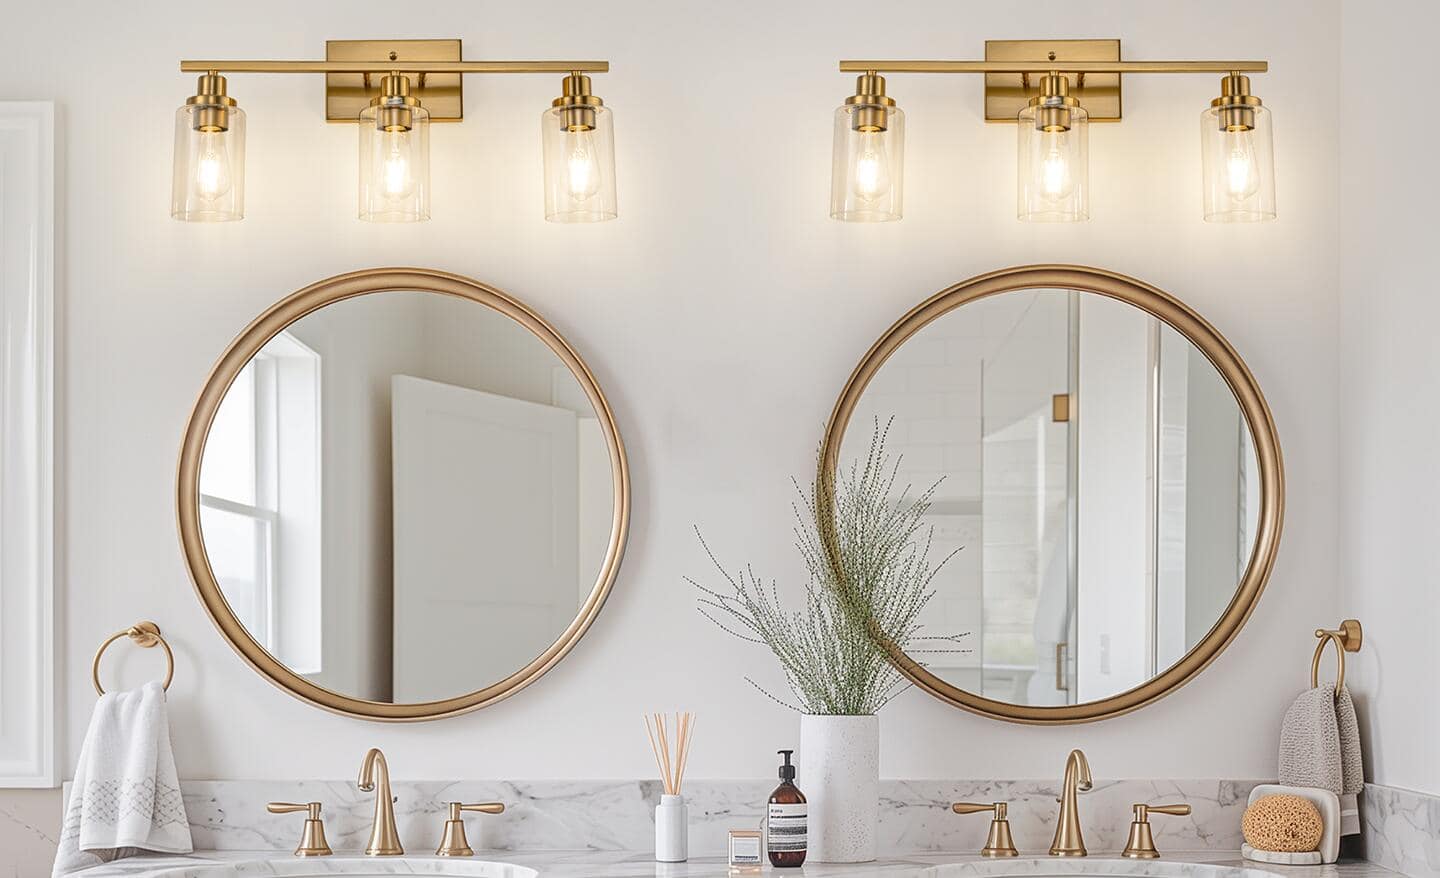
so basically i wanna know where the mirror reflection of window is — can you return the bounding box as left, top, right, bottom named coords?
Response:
left=199, top=331, right=322, bottom=674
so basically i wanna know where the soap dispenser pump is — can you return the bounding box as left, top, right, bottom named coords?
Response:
left=767, top=750, right=807, bottom=867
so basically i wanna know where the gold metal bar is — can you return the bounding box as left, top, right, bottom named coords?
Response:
left=181, top=60, right=609, bottom=74
left=839, top=60, right=1266, bottom=74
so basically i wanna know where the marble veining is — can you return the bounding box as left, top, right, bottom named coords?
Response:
left=1361, top=782, right=1440, bottom=878
left=60, top=850, right=1402, bottom=878
left=173, top=779, right=1265, bottom=859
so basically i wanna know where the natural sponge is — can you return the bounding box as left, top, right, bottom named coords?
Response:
left=1242, top=794, right=1324, bottom=852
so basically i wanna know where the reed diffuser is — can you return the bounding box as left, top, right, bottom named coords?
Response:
left=645, top=712, right=695, bottom=862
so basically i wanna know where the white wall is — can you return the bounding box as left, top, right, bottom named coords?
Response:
left=1338, top=0, right=1440, bottom=797
left=0, top=0, right=1342, bottom=789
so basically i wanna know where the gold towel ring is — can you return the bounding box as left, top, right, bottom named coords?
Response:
left=1309, top=619, right=1363, bottom=695
left=92, top=621, right=174, bottom=695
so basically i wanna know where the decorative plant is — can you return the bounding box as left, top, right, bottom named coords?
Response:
left=691, top=419, right=966, bottom=715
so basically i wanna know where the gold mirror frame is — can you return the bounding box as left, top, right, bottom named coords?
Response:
left=818, top=264, right=1283, bottom=724
left=177, top=267, right=630, bottom=721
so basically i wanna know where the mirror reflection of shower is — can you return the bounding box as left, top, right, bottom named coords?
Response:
left=845, top=288, right=1258, bottom=707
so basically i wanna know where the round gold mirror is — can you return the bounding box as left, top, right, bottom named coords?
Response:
left=177, top=268, right=629, bottom=721
left=819, top=265, right=1282, bottom=724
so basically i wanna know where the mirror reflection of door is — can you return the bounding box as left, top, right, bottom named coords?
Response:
left=845, top=287, right=1259, bottom=707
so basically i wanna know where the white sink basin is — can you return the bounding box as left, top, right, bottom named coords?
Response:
left=138, top=858, right=538, bottom=878
left=926, top=860, right=1278, bottom=878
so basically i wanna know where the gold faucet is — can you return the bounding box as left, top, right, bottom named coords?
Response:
left=358, top=748, right=403, bottom=856
left=1049, top=748, right=1092, bottom=856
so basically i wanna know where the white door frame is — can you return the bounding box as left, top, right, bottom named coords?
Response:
left=0, top=102, right=56, bottom=787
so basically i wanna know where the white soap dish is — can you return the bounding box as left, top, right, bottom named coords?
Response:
left=1242, top=844, right=1323, bottom=865
left=1244, top=783, right=1340, bottom=864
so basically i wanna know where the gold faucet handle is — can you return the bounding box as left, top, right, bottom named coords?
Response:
left=436, top=801, right=506, bottom=857
left=951, top=802, right=1018, bottom=857
left=266, top=802, right=332, bottom=857
left=1122, top=803, right=1192, bottom=859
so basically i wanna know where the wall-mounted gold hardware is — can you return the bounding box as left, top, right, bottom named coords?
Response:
left=1121, top=803, right=1191, bottom=858
left=952, top=802, right=1019, bottom=857
left=435, top=801, right=506, bottom=856
left=266, top=801, right=333, bottom=856
left=92, top=621, right=175, bottom=695
left=984, top=40, right=1122, bottom=122
left=1311, top=619, right=1363, bottom=694
left=830, top=42, right=1274, bottom=223
left=1050, top=749, right=1092, bottom=856
left=358, top=748, right=403, bottom=855
left=172, top=40, right=616, bottom=224
left=325, top=40, right=463, bottom=122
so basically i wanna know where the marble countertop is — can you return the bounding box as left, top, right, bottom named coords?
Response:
left=68, top=850, right=1400, bottom=878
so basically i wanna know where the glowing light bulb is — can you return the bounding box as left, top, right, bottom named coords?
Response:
left=1039, top=131, right=1074, bottom=201
left=194, top=131, right=232, bottom=201
left=851, top=131, right=891, bottom=203
left=1224, top=129, right=1261, bottom=200
left=564, top=129, right=602, bottom=201
left=380, top=130, right=415, bottom=199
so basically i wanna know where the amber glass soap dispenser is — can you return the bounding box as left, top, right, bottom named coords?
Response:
left=767, top=750, right=807, bottom=867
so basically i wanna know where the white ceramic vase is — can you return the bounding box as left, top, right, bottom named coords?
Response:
left=798, top=713, right=878, bottom=862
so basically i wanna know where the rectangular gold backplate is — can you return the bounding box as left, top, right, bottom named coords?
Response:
left=325, top=39, right=463, bottom=122
left=984, top=39, right=1122, bottom=122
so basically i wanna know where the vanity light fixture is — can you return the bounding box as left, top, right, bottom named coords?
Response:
left=359, top=74, right=430, bottom=222
left=170, top=40, right=616, bottom=224
left=829, top=41, right=1275, bottom=224
left=830, top=72, right=905, bottom=221
left=1201, top=73, right=1275, bottom=222
left=542, top=73, right=618, bottom=222
left=1017, top=73, right=1088, bottom=222
left=172, top=72, right=246, bottom=222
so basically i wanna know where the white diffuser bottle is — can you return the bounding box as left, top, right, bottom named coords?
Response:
left=646, top=712, right=695, bottom=863
left=655, top=794, right=688, bottom=862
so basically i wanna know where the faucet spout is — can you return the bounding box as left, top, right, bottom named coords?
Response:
left=358, top=748, right=403, bottom=856
left=1049, top=749, right=1091, bottom=856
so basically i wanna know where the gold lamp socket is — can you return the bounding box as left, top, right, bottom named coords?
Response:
left=845, top=71, right=896, bottom=132
left=371, top=73, right=422, bottom=132
left=186, top=71, right=237, bottom=133
left=1029, top=73, right=1079, bottom=133
left=552, top=73, right=603, bottom=132
left=1212, top=73, right=1262, bottom=132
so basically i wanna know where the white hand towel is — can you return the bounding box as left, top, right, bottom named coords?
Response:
left=52, top=681, right=192, bottom=877
left=1278, top=685, right=1343, bottom=795
left=1335, top=686, right=1365, bottom=835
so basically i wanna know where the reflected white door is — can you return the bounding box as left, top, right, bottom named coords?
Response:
left=391, top=376, right=578, bottom=702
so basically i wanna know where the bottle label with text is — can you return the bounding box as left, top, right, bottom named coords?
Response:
left=767, top=803, right=807, bottom=852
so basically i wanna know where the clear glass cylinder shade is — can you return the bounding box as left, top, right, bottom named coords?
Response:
left=358, top=104, right=431, bottom=222
left=1201, top=103, right=1275, bottom=222
left=542, top=105, right=617, bottom=222
left=171, top=104, right=246, bottom=222
left=830, top=104, right=904, bottom=221
left=1017, top=103, right=1088, bottom=222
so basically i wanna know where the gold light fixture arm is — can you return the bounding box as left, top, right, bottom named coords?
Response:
left=181, top=60, right=609, bottom=74
left=838, top=60, right=1266, bottom=74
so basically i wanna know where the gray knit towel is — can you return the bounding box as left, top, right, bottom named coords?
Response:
left=1278, top=686, right=1343, bottom=795
left=1336, top=686, right=1364, bottom=835
left=1278, top=685, right=1365, bottom=837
